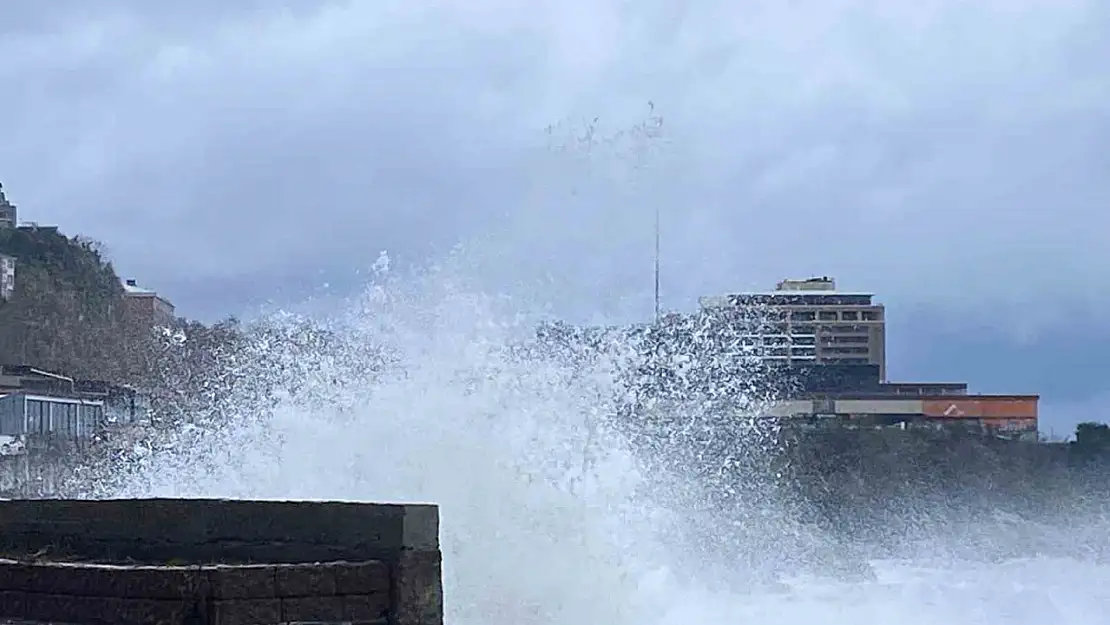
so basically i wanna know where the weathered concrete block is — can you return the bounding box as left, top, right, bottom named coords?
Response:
left=0, top=498, right=443, bottom=625
left=13, top=561, right=119, bottom=596
left=20, top=594, right=199, bottom=624
left=208, top=565, right=277, bottom=599
left=211, top=598, right=281, bottom=625
left=0, top=498, right=439, bottom=565
left=21, top=593, right=91, bottom=623
left=21, top=563, right=212, bottom=599
left=334, top=560, right=390, bottom=595
left=48, top=563, right=121, bottom=596
left=0, top=590, right=27, bottom=618
left=275, top=563, right=337, bottom=597
left=112, top=597, right=202, bottom=624
left=281, top=595, right=345, bottom=622
left=0, top=561, right=30, bottom=591
left=394, top=549, right=444, bottom=625
left=120, top=565, right=209, bottom=599
left=344, top=592, right=391, bottom=621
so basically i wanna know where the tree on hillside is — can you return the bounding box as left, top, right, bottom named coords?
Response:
left=1072, top=422, right=1110, bottom=465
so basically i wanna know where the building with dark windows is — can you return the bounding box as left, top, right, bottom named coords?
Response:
left=688, top=276, right=1038, bottom=440
left=699, top=276, right=887, bottom=380
left=0, top=393, right=104, bottom=440
left=538, top=275, right=1040, bottom=441
left=0, top=365, right=147, bottom=433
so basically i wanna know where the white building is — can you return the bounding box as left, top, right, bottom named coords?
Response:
left=699, top=276, right=888, bottom=380
left=0, top=254, right=14, bottom=300
left=0, top=183, right=16, bottom=229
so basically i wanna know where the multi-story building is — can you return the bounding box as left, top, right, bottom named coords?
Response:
left=0, top=254, right=15, bottom=300
left=122, top=279, right=176, bottom=328
left=694, top=276, right=1039, bottom=439
left=0, top=183, right=17, bottom=229
left=699, top=276, right=887, bottom=379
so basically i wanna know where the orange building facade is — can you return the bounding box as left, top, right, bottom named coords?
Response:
left=765, top=393, right=1039, bottom=440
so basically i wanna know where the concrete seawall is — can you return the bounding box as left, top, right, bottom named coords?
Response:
left=0, top=498, right=443, bottom=625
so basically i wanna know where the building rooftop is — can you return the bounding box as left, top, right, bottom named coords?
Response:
left=122, top=279, right=156, bottom=296
left=806, top=393, right=1041, bottom=401
left=700, top=276, right=880, bottom=308
left=726, top=290, right=874, bottom=297
left=777, top=276, right=837, bottom=291
left=881, top=382, right=967, bottom=388
left=700, top=292, right=876, bottom=308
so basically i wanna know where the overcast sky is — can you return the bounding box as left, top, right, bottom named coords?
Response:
left=2, top=1, right=1108, bottom=431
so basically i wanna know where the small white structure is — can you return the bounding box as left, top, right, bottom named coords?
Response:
left=0, top=254, right=15, bottom=301
left=0, top=434, right=25, bottom=456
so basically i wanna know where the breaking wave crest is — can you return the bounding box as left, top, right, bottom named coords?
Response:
left=71, top=250, right=1110, bottom=624
left=75, top=106, right=1110, bottom=621
left=85, top=256, right=679, bottom=624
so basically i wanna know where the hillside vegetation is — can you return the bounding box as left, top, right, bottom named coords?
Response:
left=0, top=226, right=353, bottom=432
left=0, top=226, right=245, bottom=404
left=0, top=227, right=132, bottom=381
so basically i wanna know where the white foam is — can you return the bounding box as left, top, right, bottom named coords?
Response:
left=89, top=259, right=1110, bottom=624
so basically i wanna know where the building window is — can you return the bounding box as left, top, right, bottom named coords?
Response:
left=27, top=399, right=47, bottom=433
left=65, top=403, right=78, bottom=435
left=826, top=346, right=870, bottom=355
left=829, top=324, right=867, bottom=333
left=818, top=311, right=838, bottom=321
left=79, top=404, right=104, bottom=434
left=862, top=310, right=878, bottom=321
left=841, top=311, right=859, bottom=321
left=823, top=334, right=869, bottom=344
left=791, top=311, right=816, bottom=321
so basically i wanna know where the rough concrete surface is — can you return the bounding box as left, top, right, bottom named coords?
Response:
left=0, top=499, right=443, bottom=625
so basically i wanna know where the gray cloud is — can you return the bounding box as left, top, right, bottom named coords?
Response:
left=1, top=0, right=1107, bottom=333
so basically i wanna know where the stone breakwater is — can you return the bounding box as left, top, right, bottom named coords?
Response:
left=0, top=498, right=443, bottom=625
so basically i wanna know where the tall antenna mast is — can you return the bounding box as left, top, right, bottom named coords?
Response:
left=646, top=100, right=662, bottom=324
left=654, top=202, right=661, bottom=323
